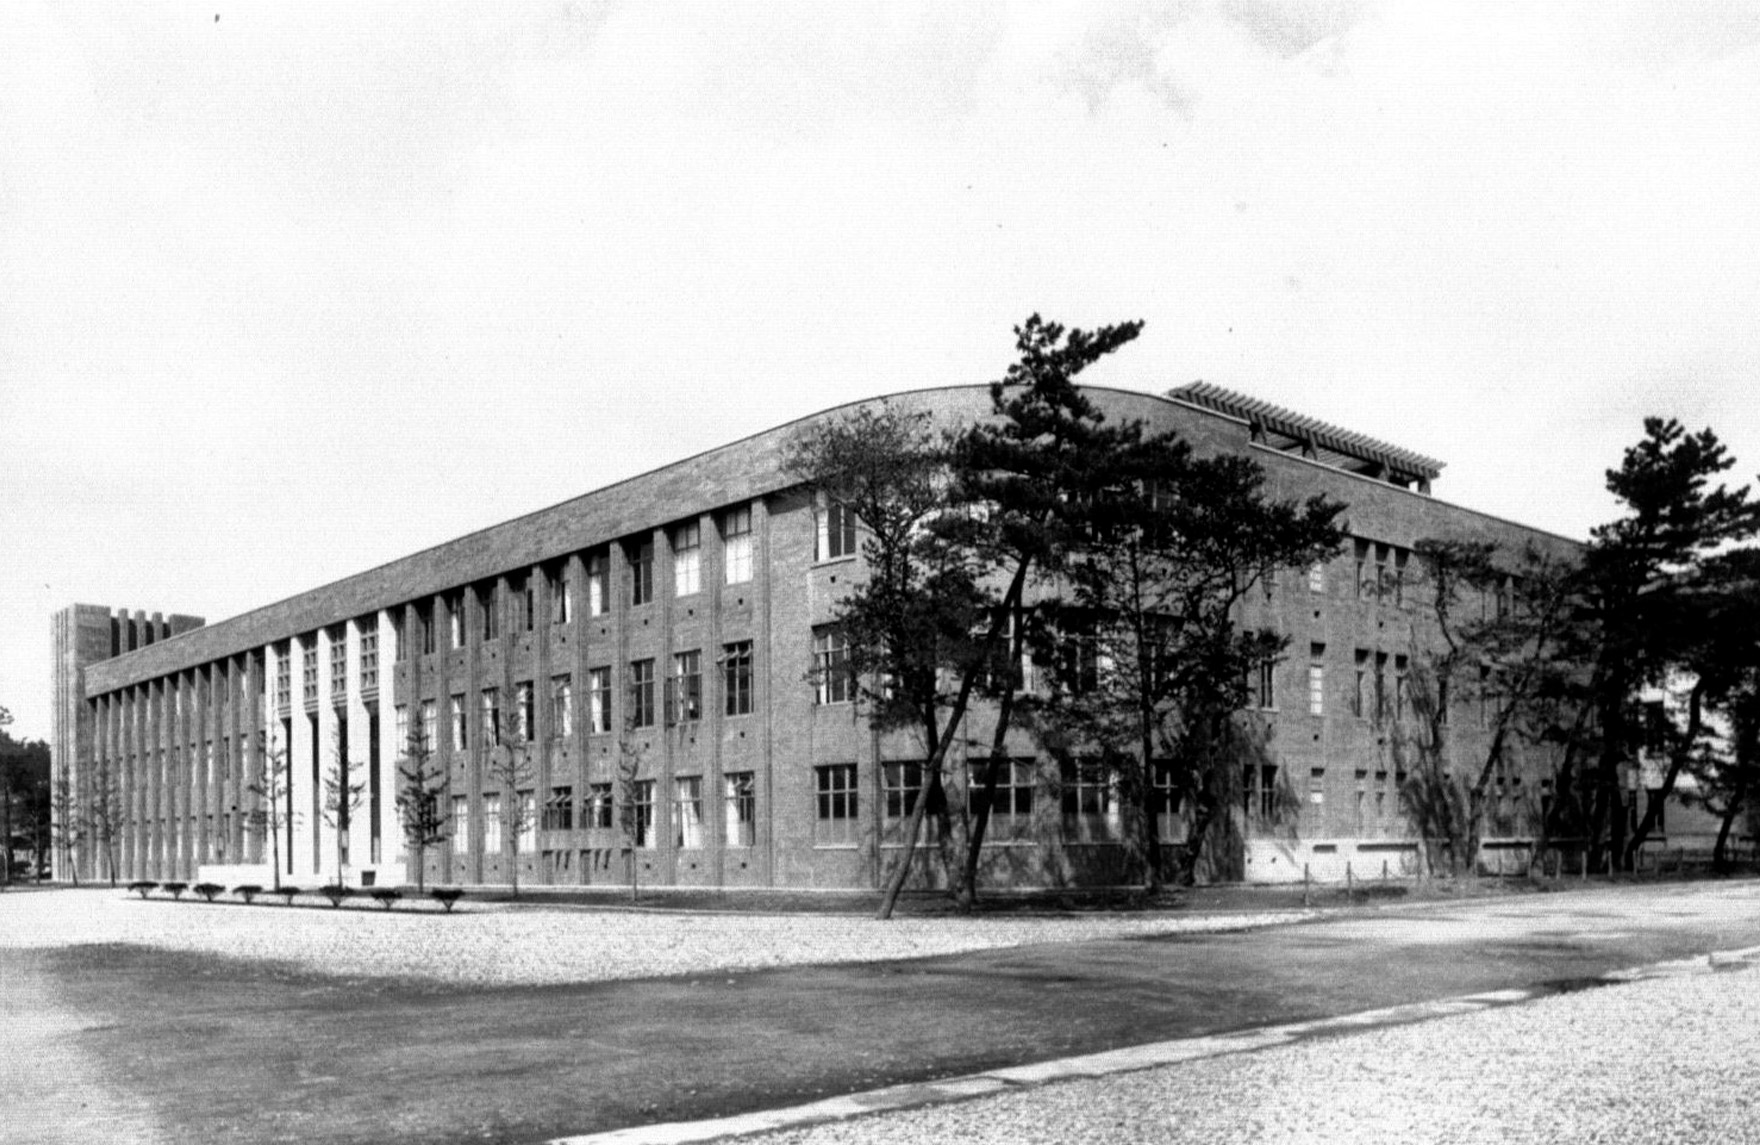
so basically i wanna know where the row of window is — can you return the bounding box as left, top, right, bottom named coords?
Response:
left=1246, top=643, right=1505, bottom=729
left=392, top=641, right=759, bottom=752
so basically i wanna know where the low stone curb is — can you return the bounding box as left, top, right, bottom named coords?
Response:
left=548, top=944, right=1760, bottom=1145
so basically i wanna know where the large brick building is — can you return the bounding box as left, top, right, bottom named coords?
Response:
left=50, top=384, right=1582, bottom=889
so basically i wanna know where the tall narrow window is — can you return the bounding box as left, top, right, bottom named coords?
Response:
left=452, top=795, right=469, bottom=851
left=673, top=522, right=701, bottom=597
left=449, top=594, right=466, bottom=649
left=818, top=499, right=858, bottom=561
left=418, top=602, right=435, bottom=656
left=514, top=575, right=534, bottom=632
left=514, top=681, right=534, bottom=741
left=628, top=659, right=655, bottom=728
left=630, top=540, right=654, bottom=607
left=588, top=667, right=612, bottom=733
left=724, top=772, right=755, bottom=847
left=882, top=762, right=923, bottom=825
left=481, top=688, right=502, bottom=747
left=1392, top=549, right=1408, bottom=607
left=587, top=551, right=608, bottom=616
left=551, top=675, right=573, bottom=739
left=482, top=792, right=502, bottom=852
left=276, top=643, right=292, bottom=706
left=1250, top=657, right=1275, bottom=710
left=480, top=584, right=499, bottom=642
left=302, top=641, right=318, bottom=705
left=1394, top=654, right=1409, bottom=720
left=1374, top=652, right=1389, bottom=723
left=549, top=566, right=571, bottom=625
left=544, top=786, right=574, bottom=830
left=359, top=627, right=379, bottom=692
left=1353, top=650, right=1369, bottom=718
left=976, top=759, right=1035, bottom=837
left=631, top=780, right=655, bottom=848
left=723, top=640, right=753, bottom=715
left=723, top=505, right=753, bottom=584
left=1308, top=643, right=1325, bottom=716
left=1308, top=560, right=1326, bottom=593
left=813, top=628, right=852, bottom=704
left=395, top=704, right=410, bottom=752
left=451, top=694, right=468, bottom=751
left=668, top=651, right=702, bottom=723
left=329, top=625, right=347, bottom=699
left=516, top=790, right=536, bottom=852
left=587, top=783, right=614, bottom=830
left=421, top=699, right=437, bottom=756
left=815, top=763, right=858, bottom=845
left=673, top=777, right=703, bottom=848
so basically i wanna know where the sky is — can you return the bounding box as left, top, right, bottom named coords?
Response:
left=3, top=0, right=1758, bottom=743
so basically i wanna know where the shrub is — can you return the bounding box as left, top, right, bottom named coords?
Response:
left=127, top=881, right=158, bottom=900
left=162, top=881, right=188, bottom=900
left=193, top=882, right=225, bottom=903
left=232, top=884, right=264, bottom=904
left=431, top=887, right=465, bottom=913
left=273, top=886, right=301, bottom=906
left=369, top=889, right=402, bottom=911
left=319, top=884, right=355, bottom=909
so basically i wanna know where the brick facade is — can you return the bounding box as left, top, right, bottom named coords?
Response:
left=51, top=385, right=1581, bottom=888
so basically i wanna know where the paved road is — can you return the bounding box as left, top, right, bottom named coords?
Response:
left=11, top=880, right=1760, bottom=1145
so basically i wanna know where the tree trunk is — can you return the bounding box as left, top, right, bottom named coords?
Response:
left=1711, top=797, right=1740, bottom=872
left=1624, top=684, right=1704, bottom=868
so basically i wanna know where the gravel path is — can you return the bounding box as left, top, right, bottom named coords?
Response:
left=735, top=963, right=1760, bottom=1145
left=0, top=889, right=1312, bottom=985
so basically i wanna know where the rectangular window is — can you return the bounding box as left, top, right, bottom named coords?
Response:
left=630, top=540, right=655, bottom=607
left=815, top=763, right=858, bottom=845
left=723, top=640, right=753, bottom=716
left=972, top=759, right=1035, bottom=830
left=813, top=628, right=852, bottom=705
left=668, top=651, right=702, bottom=723
left=1394, top=654, right=1409, bottom=721
left=588, top=667, right=612, bottom=733
left=628, top=659, right=655, bottom=728
left=480, top=584, right=499, bottom=643
left=673, top=521, right=701, bottom=597
left=723, top=505, right=753, bottom=584
left=1353, top=539, right=1373, bottom=601
left=587, top=551, right=608, bottom=616
left=1151, top=760, right=1182, bottom=843
left=588, top=782, right=614, bottom=830
left=395, top=704, right=410, bottom=753
left=1308, top=643, right=1325, bottom=716
left=452, top=794, right=469, bottom=850
left=513, top=574, right=534, bottom=632
left=515, top=790, right=536, bottom=852
left=882, top=761, right=922, bottom=822
left=1374, top=543, right=1391, bottom=603
left=543, top=785, right=573, bottom=831
left=276, top=644, right=292, bottom=706
left=673, top=777, right=704, bottom=848
left=1392, top=549, right=1408, bottom=607
left=1243, top=764, right=1280, bottom=821
left=449, top=593, right=466, bottom=649
left=482, top=792, right=502, bottom=852
left=421, top=699, right=437, bottom=756
left=549, top=566, right=571, bottom=625
left=1353, top=650, right=1369, bottom=718
left=1249, top=657, right=1275, bottom=710
left=1308, top=561, right=1325, bottom=593
left=724, top=772, right=755, bottom=847
left=359, top=627, right=379, bottom=692
left=514, top=681, right=534, bottom=741
left=329, top=625, right=347, bottom=699
left=451, top=694, right=468, bottom=751
left=1060, top=759, right=1120, bottom=842
left=391, top=612, right=407, bottom=663
left=481, top=687, right=502, bottom=747
left=551, top=675, right=573, bottom=739
left=302, top=641, right=318, bottom=704
left=1374, top=652, right=1389, bottom=724
left=817, top=499, right=858, bottom=561
left=631, top=779, right=655, bottom=849
left=418, top=602, right=436, bottom=656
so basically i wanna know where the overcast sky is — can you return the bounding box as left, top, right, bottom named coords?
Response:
left=3, top=1, right=1758, bottom=742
